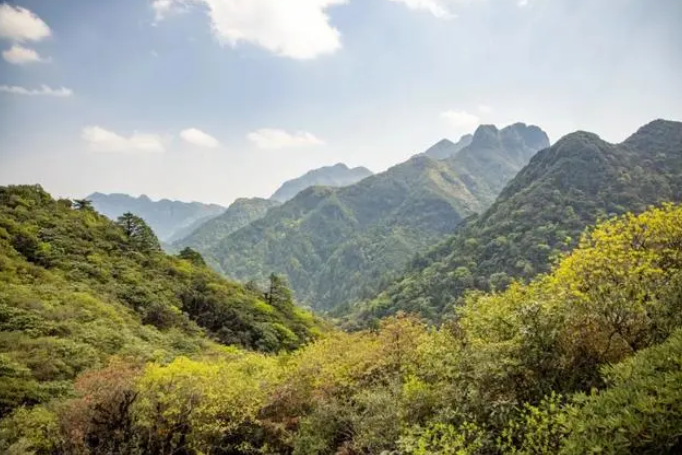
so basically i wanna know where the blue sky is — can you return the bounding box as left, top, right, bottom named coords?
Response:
left=0, top=0, right=681, bottom=205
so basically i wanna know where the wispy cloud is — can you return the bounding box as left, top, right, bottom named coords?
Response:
left=0, top=84, right=72, bottom=97
left=180, top=128, right=220, bottom=148
left=2, top=44, right=48, bottom=64
left=247, top=129, right=325, bottom=149
left=386, top=0, right=458, bottom=18
left=477, top=104, right=493, bottom=114
left=82, top=126, right=165, bottom=153
left=441, top=110, right=480, bottom=128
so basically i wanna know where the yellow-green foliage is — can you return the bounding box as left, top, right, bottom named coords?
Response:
left=2, top=199, right=682, bottom=454
left=0, top=185, right=321, bottom=420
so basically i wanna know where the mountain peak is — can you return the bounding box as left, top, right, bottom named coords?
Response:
left=624, top=119, right=682, bottom=147
left=270, top=163, right=373, bottom=202
left=422, top=135, right=473, bottom=160
left=471, top=124, right=501, bottom=148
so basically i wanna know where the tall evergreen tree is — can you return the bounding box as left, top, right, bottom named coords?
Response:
left=116, top=212, right=161, bottom=252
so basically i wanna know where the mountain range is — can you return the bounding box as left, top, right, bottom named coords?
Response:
left=349, top=119, right=682, bottom=322
left=194, top=123, right=549, bottom=310
left=87, top=193, right=225, bottom=243
left=3, top=119, right=682, bottom=455
left=88, top=163, right=374, bottom=246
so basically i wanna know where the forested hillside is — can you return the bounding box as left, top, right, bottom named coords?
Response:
left=172, top=197, right=280, bottom=266
left=87, top=193, right=225, bottom=242
left=202, top=123, right=548, bottom=310
left=270, top=163, right=373, bottom=203
left=352, top=119, right=682, bottom=322
left=4, top=204, right=681, bottom=454
left=0, top=185, right=321, bottom=421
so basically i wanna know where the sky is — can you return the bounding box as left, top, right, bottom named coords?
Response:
left=0, top=0, right=681, bottom=206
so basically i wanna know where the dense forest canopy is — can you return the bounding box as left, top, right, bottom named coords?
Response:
left=0, top=185, right=322, bottom=422
left=2, top=202, right=682, bottom=454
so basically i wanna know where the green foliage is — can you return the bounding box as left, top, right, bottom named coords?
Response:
left=3, top=156, right=682, bottom=454
left=357, top=119, right=682, bottom=323
left=561, top=328, right=682, bottom=455
left=0, top=185, right=321, bottom=420
left=116, top=212, right=162, bottom=252
left=177, top=246, right=207, bottom=266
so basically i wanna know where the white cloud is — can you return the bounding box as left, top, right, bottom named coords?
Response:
left=441, top=110, right=480, bottom=128
left=180, top=128, right=220, bottom=148
left=0, top=4, right=51, bottom=42
left=247, top=128, right=325, bottom=149
left=386, top=0, right=457, bottom=18
left=0, top=84, right=72, bottom=97
left=477, top=104, right=493, bottom=114
left=2, top=44, right=47, bottom=64
left=152, top=0, right=187, bottom=22
left=387, top=0, right=526, bottom=18
left=156, top=0, right=347, bottom=59
left=82, top=126, right=165, bottom=153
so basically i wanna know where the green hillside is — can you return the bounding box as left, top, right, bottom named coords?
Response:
left=204, top=123, right=548, bottom=310
left=4, top=203, right=681, bottom=454
left=172, top=197, right=280, bottom=266
left=353, top=119, right=682, bottom=322
left=0, top=185, right=321, bottom=419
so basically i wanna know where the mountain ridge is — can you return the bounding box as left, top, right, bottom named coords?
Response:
left=270, top=163, right=374, bottom=203
left=196, top=123, right=549, bottom=310
left=87, top=192, right=225, bottom=242
left=348, top=119, right=682, bottom=323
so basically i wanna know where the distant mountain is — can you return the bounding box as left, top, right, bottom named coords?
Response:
left=87, top=193, right=225, bottom=242
left=173, top=197, right=280, bottom=262
left=270, top=163, right=373, bottom=202
left=421, top=134, right=473, bottom=159
left=351, top=119, right=682, bottom=322
left=444, top=122, right=550, bottom=207
left=206, top=123, right=548, bottom=310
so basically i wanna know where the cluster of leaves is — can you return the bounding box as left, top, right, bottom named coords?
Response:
left=5, top=202, right=681, bottom=454
left=199, top=124, right=547, bottom=311
left=354, top=119, right=682, bottom=323
left=0, top=185, right=322, bottom=420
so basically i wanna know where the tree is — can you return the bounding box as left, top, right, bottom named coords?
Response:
left=177, top=247, right=206, bottom=266
left=72, top=199, right=93, bottom=211
left=116, top=212, right=160, bottom=252
left=265, top=273, right=294, bottom=310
